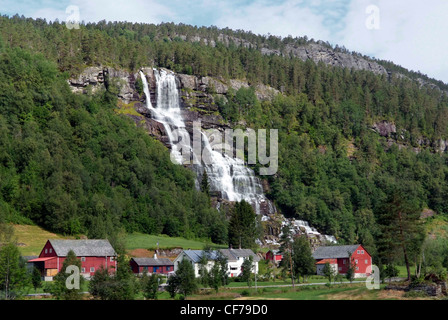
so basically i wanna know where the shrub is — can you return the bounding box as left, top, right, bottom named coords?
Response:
left=241, top=289, right=250, bottom=296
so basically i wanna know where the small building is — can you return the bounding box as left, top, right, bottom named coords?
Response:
left=312, top=244, right=372, bottom=278
left=28, top=239, right=117, bottom=281
left=315, top=258, right=338, bottom=276
left=130, top=257, right=174, bottom=275
left=173, top=249, right=260, bottom=278
left=220, top=249, right=260, bottom=277
left=266, top=250, right=283, bottom=264
left=173, top=250, right=220, bottom=278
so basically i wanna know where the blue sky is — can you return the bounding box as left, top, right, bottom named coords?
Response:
left=2, top=0, right=448, bottom=83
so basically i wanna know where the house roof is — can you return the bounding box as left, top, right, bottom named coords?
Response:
left=28, top=257, right=55, bottom=262
left=47, top=239, right=117, bottom=257
left=182, top=250, right=221, bottom=263
left=131, top=258, right=173, bottom=267
left=312, top=245, right=361, bottom=260
left=219, top=249, right=260, bottom=262
left=179, top=249, right=260, bottom=263
left=315, top=258, right=337, bottom=265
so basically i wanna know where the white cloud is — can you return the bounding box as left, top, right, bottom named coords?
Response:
left=213, top=0, right=332, bottom=40
left=29, top=0, right=174, bottom=24
left=339, top=0, right=448, bottom=83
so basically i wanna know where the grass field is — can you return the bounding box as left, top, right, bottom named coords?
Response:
left=12, top=224, right=226, bottom=256
left=12, top=224, right=72, bottom=256
left=185, top=283, right=431, bottom=300
left=125, top=232, right=227, bottom=251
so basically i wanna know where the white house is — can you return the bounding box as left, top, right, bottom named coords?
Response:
left=173, top=249, right=260, bottom=278
left=219, top=249, right=260, bottom=277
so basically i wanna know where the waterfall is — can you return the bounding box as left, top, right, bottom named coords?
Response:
left=140, top=69, right=272, bottom=215
left=139, top=68, right=336, bottom=244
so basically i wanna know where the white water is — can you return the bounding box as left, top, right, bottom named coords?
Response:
left=140, top=68, right=336, bottom=243
left=140, top=69, right=272, bottom=215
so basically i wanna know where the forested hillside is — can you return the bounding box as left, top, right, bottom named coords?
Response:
left=1, top=15, right=448, bottom=268
left=0, top=41, right=226, bottom=243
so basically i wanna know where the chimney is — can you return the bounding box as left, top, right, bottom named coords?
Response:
left=154, top=253, right=157, bottom=259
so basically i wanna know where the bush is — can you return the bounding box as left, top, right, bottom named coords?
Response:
left=404, top=290, right=429, bottom=298
left=241, top=289, right=251, bottom=297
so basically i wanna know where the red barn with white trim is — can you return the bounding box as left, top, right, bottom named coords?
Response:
left=312, top=244, right=372, bottom=278
left=29, top=239, right=117, bottom=280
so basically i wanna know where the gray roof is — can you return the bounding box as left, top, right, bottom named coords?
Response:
left=180, top=249, right=260, bottom=263
left=219, top=249, right=260, bottom=262
left=131, top=258, right=173, bottom=267
left=182, top=250, right=220, bottom=263
left=312, top=245, right=360, bottom=260
left=48, top=239, right=116, bottom=257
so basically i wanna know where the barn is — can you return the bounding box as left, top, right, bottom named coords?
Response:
left=129, top=257, right=174, bottom=275
left=266, top=250, right=283, bottom=264
left=28, top=239, right=117, bottom=281
left=312, top=244, right=372, bottom=278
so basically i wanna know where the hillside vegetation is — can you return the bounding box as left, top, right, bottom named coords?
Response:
left=1, top=16, right=448, bottom=271
left=0, top=41, right=226, bottom=244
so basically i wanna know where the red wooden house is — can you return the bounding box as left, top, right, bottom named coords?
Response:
left=266, top=250, right=283, bottom=264
left=312, top=244, right=372, bottom=278
left=29, top=239, right=117, bottom=280
left=130, top=257, right=174, bottom=275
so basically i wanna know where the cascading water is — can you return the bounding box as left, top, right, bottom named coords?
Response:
left=140, top=68, right=335, bottom=243
left=140, top=69, right=272, bottom=215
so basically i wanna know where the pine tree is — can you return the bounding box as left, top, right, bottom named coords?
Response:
left=292, top=236, right=316, bottom=283
left=377, top=189, right=425, bottom=282
left=167, top=259, right=197, bottom=299
left=241, top=256, right=254, bottom=287
left=228, top=200, right=257, bottom=249
left=0, top=243, right=29, bottom=299
left=200, top=169, right=210, bottom=197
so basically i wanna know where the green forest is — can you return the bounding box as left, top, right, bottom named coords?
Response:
left=1, top=15, right=448, bottom=271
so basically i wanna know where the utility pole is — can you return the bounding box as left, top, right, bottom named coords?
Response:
left=254, top=261, right=257, bottom=291
left=289, top=242, right=295, bottom=288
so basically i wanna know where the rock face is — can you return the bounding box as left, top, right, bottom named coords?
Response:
left=372, top=121, right=397, bottom=137
left=281, top=43, right=388, bottom=76
left=68, top=66, right=105, bottom=94
left=68, top=66, right=139, bottom=104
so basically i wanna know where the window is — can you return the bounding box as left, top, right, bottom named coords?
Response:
left=343, top=259, right=346, bottom=264
left=143, top=266, right=148, bottom=272
left=357, top=250, right=360, bottom=254
left=45, top=249, right=48, bottom=254
left=361, top=250, right=364, bottom=254
left=166, top=266, right=170, bottom=271
left=110, top=257, right=114, bottom=262
left=365, top=260, right=368, bottom=264
left=356, top=266, right=359, bottom=271
left=153, top=267, right=159, bottom=273
left=81, top=268, right=85, bottom=273
left=81, top=257, right=86, bottom=262
left=90, top=267, right=95, bottom=273
left=49, top=248, right=52, bottom=253
left=355, top=259, right=358, bottom=264
left=338, top=267, right=342, bottom=271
